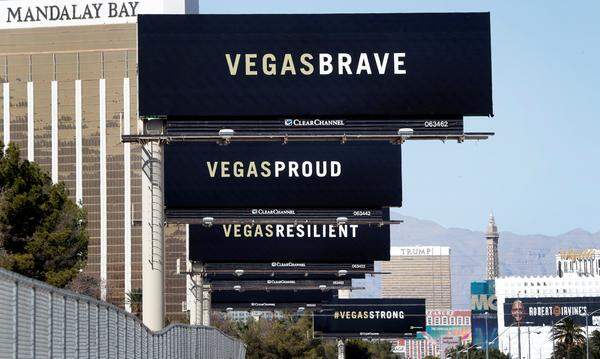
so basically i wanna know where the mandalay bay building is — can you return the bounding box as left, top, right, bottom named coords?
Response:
left=0, top=0, right=197, bottom=319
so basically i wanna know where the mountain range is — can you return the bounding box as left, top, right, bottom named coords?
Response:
left=352, top=212, right=600, bottom=308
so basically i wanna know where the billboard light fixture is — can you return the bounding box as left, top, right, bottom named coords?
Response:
left=338, top=270, right=348, bottom=277
left=218, top=129, right=235, bottom=144
left=202, top=217, right=214, bottom=227
left=233, top=285, right=242, bottom=292
left=397, top=128, right=414, bottom=144
left=234, top=269, right=245, bottom=277
left=336, top=217, right=348, bottom=226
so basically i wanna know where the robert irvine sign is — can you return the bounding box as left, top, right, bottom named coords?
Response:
left=189, top=220, right=390, bottom=263
left=314, top=299, right=426, bottom=338
left=504, top=297, right=600, bottom=327
left=164, top=141, right=401, bottom=210
left=138, top=13, right=493, bottom=118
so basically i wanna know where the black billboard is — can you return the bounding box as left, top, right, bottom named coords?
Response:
left=204, top=262, right=372, bottom=281
left=313, top=299, right=426, bottom=338
left=164, top=118, right=465, bottom=137
left=211, top=290, right=335, bottom=310
left=138, top=13, right=492, bottom=118
left=503, top=297, right=600, bottom=327
left=164, top=142, right=401, bottom=211
left=189, top=220, right=390, bottom=263
left=210, top=279, right=351, bottom=291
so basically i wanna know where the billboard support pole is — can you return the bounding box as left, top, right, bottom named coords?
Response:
left=189, top=273, right=203, bottom=325
left=141, top=118, right=165, bottom=331
left=337, top=339, right=345, bottom=359
left=202, top=284, right=212, bottom=326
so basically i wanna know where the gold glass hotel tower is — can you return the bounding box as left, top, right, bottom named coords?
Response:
left=0, top=20, right=188, bottom=319
left=381, top=246, right=452, bottom=310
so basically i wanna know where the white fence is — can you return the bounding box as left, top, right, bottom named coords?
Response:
left=0, top=268, right=246, bottom=358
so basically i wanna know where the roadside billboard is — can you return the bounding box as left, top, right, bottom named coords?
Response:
left=189, top=220, right=390, bottom=263
left=210, top=279, right=351, bottom=291
left=204, top=262, right=373, bottom=280
left=470, top=280, right=498, bottom=349
left=313, top=298, right=426, bottom=338
left=503, top=297, right=600, bottom=327
left=211, top=289, right=335, bottom=310
left=138, top=13, right=493, bottom=118
left=164, top=141, right=401, bottom=211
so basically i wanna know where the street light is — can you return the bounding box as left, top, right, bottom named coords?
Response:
left=484, top=312, right=490, bottom=359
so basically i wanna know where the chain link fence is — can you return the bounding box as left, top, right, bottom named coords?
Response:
left=0, top=268, right=246, bottom=359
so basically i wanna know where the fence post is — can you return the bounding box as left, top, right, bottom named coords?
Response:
left=14, top=280, right=18, bottom=359
left=31, top=286, right=36, bottom=359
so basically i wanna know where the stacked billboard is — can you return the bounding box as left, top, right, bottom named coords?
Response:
left=136, top=11, right=493, bottom=322
left=138, top=13, right=492, bottom=118
left=164, top=141, right=402, bottom=212
left=314, top=299, right=426, bottom=338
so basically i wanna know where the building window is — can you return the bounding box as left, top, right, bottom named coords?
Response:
left=442, top=317, right=448, bottom=325
left=450, top=317, right=455, bottom=325
left=434, top=317, right=440, bottom=325
left=457, top=317, right=463, bottom=325
left=465, top=317, right=470, bottom=325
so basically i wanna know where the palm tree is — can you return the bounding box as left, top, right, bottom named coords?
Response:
left=551, top=317, right=586, bottom=358
left=590, top=330, right=600, bottom=359
left=126, top=288, right=143, bottom=318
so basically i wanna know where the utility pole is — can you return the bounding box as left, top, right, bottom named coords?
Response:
left=586, top=313, right=590, bottom=359
left=517, top=321, right=522, bottom=359
left=528, top=326, right=531, bottom=359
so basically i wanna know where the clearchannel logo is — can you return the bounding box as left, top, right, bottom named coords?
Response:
left=284, top=119, right=345, bottom=127
left=251, top=209, right=296, bottom=215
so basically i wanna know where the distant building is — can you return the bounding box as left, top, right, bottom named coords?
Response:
left=557, top=249, right=600, bottom=277
left=391, top=309, right=471, bottom=359
left=394, top=336, right=438, bottom=359
left=486, top=213, right=500, bottom=279
left=496, top=274, right=600, bottom=359
left=426, top=309, right=472, bottom=342
left=381, top=246, right=451, bottom=310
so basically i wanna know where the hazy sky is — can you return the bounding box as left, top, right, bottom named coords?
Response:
left=197, top=0, right=600, bottom=235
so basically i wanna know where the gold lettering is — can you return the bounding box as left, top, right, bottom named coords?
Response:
left=247, top=162, right=258, bottom=177
left=206, top=162, right=218, bottom=177
left=233, top=161, right=243, bottom=177
left=220, top=162, right=230, bottom=177
left=300, top=53, right=314, bottom=75
left=263, top=53, right=276, bottom=75
left=260, top=161, right=271, bottom=177
left=280, top=54, right=296, bottom=75
left=225, top=54, right=241, bottom=75
left=222, top=225, right=232, bottom=237
left=245, top=54, right=258, bottom=75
